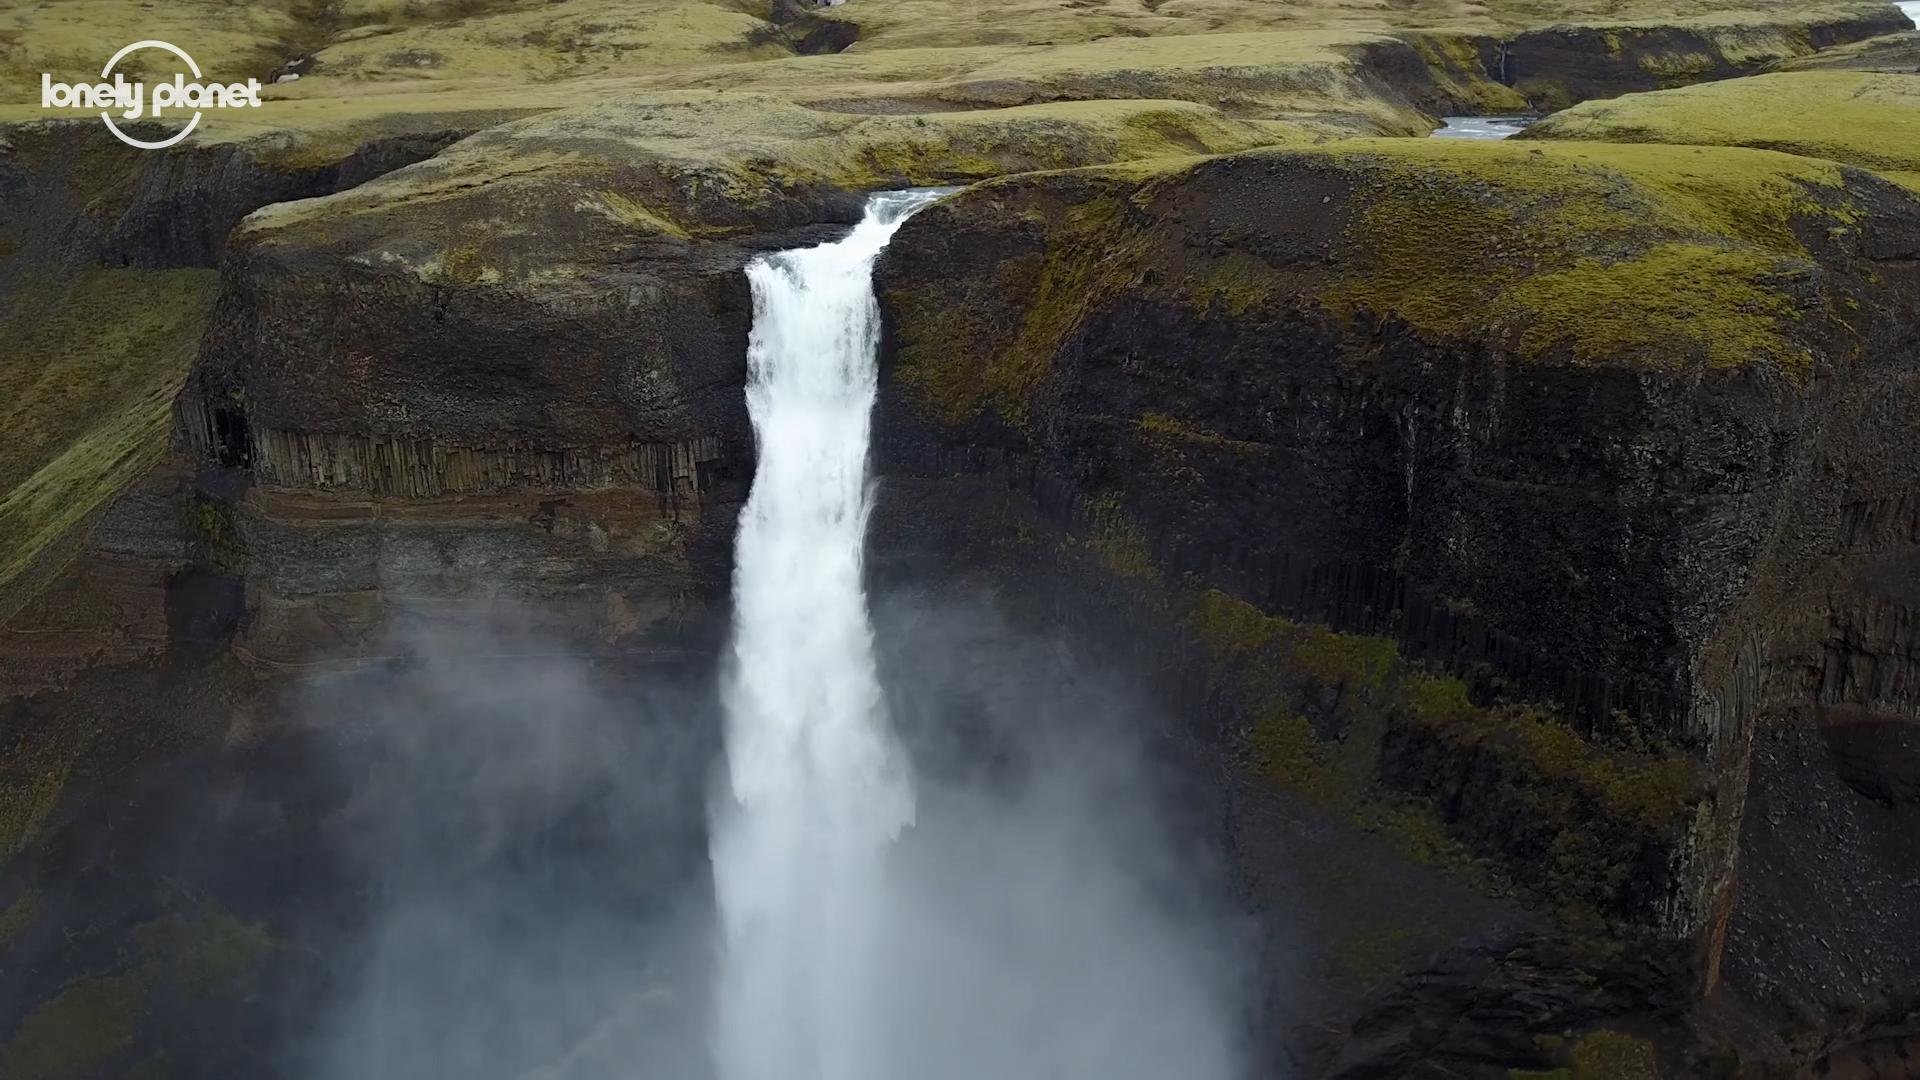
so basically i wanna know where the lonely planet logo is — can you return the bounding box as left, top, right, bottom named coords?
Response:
left=40, top=40, right=262, bottom=150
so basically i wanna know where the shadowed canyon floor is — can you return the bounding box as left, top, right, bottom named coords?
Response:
left=4, top=0, right=1920, bottom=1076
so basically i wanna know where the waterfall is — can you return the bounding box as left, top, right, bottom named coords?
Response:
left=710, top=189, right=947, bottom=1080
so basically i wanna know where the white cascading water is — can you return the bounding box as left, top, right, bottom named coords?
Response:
left=710, top=189, right=947, bottom=1080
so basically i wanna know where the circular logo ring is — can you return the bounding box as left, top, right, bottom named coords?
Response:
left=99, top=40, right=203, bottom=150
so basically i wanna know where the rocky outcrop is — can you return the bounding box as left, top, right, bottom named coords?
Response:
left=0, top=121, right=506, bottom=697
left=1771, top=28, right=1920, bottom=71
left=1501, top=5, right=1911, bottom=109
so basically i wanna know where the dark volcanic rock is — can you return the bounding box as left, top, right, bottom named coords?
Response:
left=1502, top=7, right=1912, bottom=109
left=873, top=137, right=1920, bottom=1065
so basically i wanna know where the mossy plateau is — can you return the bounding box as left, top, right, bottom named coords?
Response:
left=238, top=94, right=1309, bottom=270
left=1307, top=138, right=1867, bottom=375
left=1520, top=71, right=1920, bottom=186
left=5, top=0, right=1865, bottom=105
left=891, top=135, right=1890, bottom=426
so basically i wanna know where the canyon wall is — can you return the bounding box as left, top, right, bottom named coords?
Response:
left=872, top=140, right=1920, bottom=1069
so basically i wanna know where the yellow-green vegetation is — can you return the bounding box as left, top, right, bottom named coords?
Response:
left=896, top=134, right=1882, bottom=425
left=0, top=889, right=44, bottom=947
left=1137, top=412, right=1266, bottom=455
left=0, top=694, right=97, bottom=859
left=0, top=897, right=272, bottom=1080
left=1314, top=138, right=1863, bottom=374
left=0, top=766, right=70, bottom=859
left=1186, top=587, right=1699, bottom=920
left=1, top=972, right=148, bottom=1080
left=129, top=904, right=276, bottom=993
left=890, top=179, right=1148, bottom=426
left=179, top=496, right=249, bottom=575
left=0, top=0, right=309, bottom=98
left=1771, top=29, right=1920, bottom=73
left=1187, top=589, right=1491, bottom=872
left=0, top=0, right=781, bottom=101
left=3, top=0, right=1862, bottom=104
left=238, top=94, right=1310, bottom=267
left=0, top=269, right=220, bottom=602
left=1079, top=493, right=1160, bottom=584
left=1404, top=32, right=1530, bottom=115
left=3, top=0, right=1891, bottom=178
left=1520, top=71, right=1920, bottom=191
left=1514, top=1029, right=1662, bottom=1079
left=1404, top=678, right=1698, bottom=830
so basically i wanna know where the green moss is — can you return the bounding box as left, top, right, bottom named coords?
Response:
left=179, top=497, right=248, bottom=574
left=0, top=269, right=220, bottom=601
left=1404, top=673, right=1477, bottom=725
left=1080, top=493, right=1160, bottom=583
left=893, top=182, right=1153, bottom=426
left=1183, top=586, right=1696, bottom=919
left=1313, top=138, right=1856, bottom=376
left=1639, top=48, right=1718, bottom=82
left=131, top=904, right=275, bottom=993
left=1189, top=591, right=1491, bottom=875
left=1402, top=32, right=1529, bottom=114
left=1514, top=1030, right=1661, bottom=1079
left=1290, top=623, right=1397, bottom=695
left=1189, top=588, right=1288, bottom=657
left=1137, top=412, right=1267, bottom=455
left=0, top=897, right=273, bottom=1080
left=0, top=764, right=72, bottom=859
left=1251, top=710, right=1320, bottom=786
left=1186, top=249, right=1294, bottom=319
left=1522, top=71, right=1920, bottom=183
left=1407, top=700, right=1699, bottom=830
left=900, top=136, right=1870, bottom=433
left=0, top=889, right=44, bottom=947
left=1507, top=243, right=1810, bottom=371
left=0, top=974, right=146, bottom=1080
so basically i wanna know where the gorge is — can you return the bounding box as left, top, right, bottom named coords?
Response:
left=3, top=0, right=1920, bottom=1077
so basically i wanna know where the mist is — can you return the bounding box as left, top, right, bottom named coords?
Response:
left=292, top=590, right=1253, bottom=1080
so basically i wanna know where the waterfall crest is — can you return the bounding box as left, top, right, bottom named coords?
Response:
left=711, top=189, right=946, bottom=1080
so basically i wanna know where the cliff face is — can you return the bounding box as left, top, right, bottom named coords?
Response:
left=4, top=1, right=1919, bottom=1073
left=0, top=123, right=484, bottom=697
left=872, top=140, right=1920, bottom=1067
left=162, top=95, right=1339, bottom=671
left=1500, top=6, right=1912, bottom=108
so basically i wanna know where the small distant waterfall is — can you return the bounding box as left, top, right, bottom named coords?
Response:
left=709, top=189, right=946, bottom=1080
